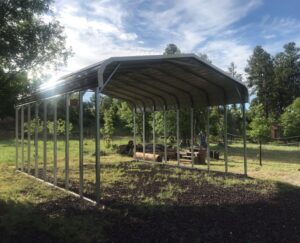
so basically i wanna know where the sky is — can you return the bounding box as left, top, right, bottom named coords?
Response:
left=46, top=0, right=300, bottom=83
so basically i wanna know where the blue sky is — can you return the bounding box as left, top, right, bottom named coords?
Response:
left=47, top=0, right=300, bottom=82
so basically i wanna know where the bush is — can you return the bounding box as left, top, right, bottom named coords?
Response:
left=280, top=98, right=300, bottom=137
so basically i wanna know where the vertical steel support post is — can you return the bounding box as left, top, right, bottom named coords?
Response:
left=53, top=100, right=57, bottom=185
left=79, top=91, right=84, bottom=198
left=15, top=107, right=19, bottom=170
left=65, top=94, right=70, bottom=189
left=34, top=102, right=39, bottom=177
left=224, top=105, right=228, bottom=175
left=206, top=107, right=210, bottom=172
left=142, top=110, right=146, bottom=161
left=133, top=109, right=136, bottom=161
left=34, top=103, right=38, bottom=177
left=191, top=107, right=194, bottom=167
left=164, top=108, right=167, bottom=163
left=43, top=101, right=47, bottom=180
left=176, top=109, right=180, bottom=166
left=242, top=103, right=247, bottom=176
left=95, top=87, right=101, bottom=203
left=152, top=111, right=156, bottom=161
left=21, top=106, right=24, bottom=171
left=27, top=104, right=31, bottom=173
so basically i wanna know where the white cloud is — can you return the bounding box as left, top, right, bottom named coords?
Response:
left=42, top=0, right=268, bottom=86
left=139, top=0, right=262, bottom=51
left=46, top=0, right=160, bottom=79
left=199, top=39, right=252, bottom=76
left=260, top=16, right=300, bottom=39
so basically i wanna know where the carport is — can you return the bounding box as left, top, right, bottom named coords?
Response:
left=15, top=54, right=248, bottom=204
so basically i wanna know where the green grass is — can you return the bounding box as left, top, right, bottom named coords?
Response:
left=1, top=138, right=299, bottom=188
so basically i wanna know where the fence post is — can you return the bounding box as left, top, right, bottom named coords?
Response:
left=224, top=105, right=228, bottom=175
left=34, top=103, right=39, bottom=177
left=95, top=87, right=101, bottom=203
left=65, top=94, right=70, bottom=188
left=206, top=107, right=210, bottom=172
left=15, top=107, right=19, bottom=170
left=53, top=100, right=58, bottom=186
left=164, top=108, right=167, bottom=163
left=177, top=109, right=180, bottom=166
left=79, top=91, right=84, bottom=198
left=21, top=106, right=24, bottom=172
left=242, top=103, right=247, bottom=176
left=27, top=104, right=31, bottom=173
left=191, top=107, right=194, bottom=167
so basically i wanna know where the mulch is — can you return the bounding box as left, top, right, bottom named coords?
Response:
left=17, top=162, right=300, bottom=242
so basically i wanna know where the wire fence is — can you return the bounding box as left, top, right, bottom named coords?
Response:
left=227, top=132, right=300, bottom=146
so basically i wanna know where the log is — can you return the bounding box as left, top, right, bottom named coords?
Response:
left=135, top=152, right=162, bottom=162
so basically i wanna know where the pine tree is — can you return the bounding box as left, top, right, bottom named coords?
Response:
left=273, top=42, right=300, bottom=115
left=245, top=46, right=275, bottom=118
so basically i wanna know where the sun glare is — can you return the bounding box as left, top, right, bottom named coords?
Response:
left=39, top=73, right=64, bottom=90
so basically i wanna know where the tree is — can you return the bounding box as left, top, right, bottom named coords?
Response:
left=248, top=104, right=272, bottom=166
left=0, top=0, right=71, bottom=71
left=228, top=62, right=243, bottom=81
left=101, top=106, right=115, bottom=148
left=150, top=110, right=176, bottom=143
left=163, top=43, right=181, bottom=55
left=280, top=97, right=300, bottom=137
left=227, top=62, right=244, bottom=133
left=273, top=42, right=300, bottom=116
left=245, top=46, right=275, bottom=118
left=118, top=102, right=153, bottom=142
left=0, top=0, right=72, bottom=118
left=0, top=70, right=28, bottom=117
left=209, top=107, right=223, bottom=140
left=227, top=105, right=242, bottom=136
left=197, top=53, right=212, bottom=64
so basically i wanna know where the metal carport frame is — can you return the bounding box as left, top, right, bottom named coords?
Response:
left=15, top=54, right=249, bottom=205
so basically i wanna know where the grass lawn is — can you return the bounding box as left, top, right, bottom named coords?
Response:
left=0, top=138, right=300, bottom=242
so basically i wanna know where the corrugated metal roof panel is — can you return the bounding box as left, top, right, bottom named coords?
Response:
left=18, top=54, right=248, bottom=110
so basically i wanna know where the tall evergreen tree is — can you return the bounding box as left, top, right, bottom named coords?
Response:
left=245, top=46, right=275, bottom=118
left=273, top=42, right=300, bottom=115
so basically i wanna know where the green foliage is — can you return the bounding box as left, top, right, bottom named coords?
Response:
left=0, top=0, right=71, bottom=71
left=246, top=43, right=300, bottom=119
left=209, top=107, right=223, bottom=139
left=248, top=104, right=272, bottom=142
left=0, top=0, right=72, bottom=118
left=0, top=70, right=28, bottom=118
left=227, top=105, right=242, bottom=135
left=151, top=110, right=176, bottom=140
left=280, top=98, right=300, bottom=137
left=273, top=43, right=300, bottom=116
left=101, top=105, right=115, bottom=148
left=245, top=46, right=275, bottom=118
left=117, top=101, right=152, bottom=141
left=47, top=119, right=73, bottom=135
left=25, top=118, right=72, bottom=135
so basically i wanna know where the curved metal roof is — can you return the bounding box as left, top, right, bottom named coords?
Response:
left=19, top=54, right=248, bottom=110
